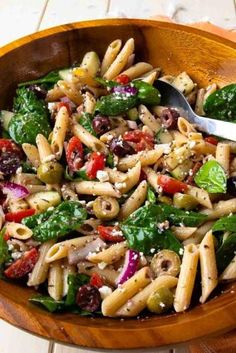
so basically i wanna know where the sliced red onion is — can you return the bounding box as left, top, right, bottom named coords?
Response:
left=116, top=249, right=139, bottom=285
left=111, top=85, right=138, bottom=96
left=60, top=96, right=76, bottom=110
left=1, top=182, right=29, bottom=199
left=68, top=238, right=106, bottom=264
left=127, top=120, right=138, bottom=130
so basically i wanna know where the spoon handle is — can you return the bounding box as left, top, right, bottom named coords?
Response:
left=188, top=114, right=236, bottom=142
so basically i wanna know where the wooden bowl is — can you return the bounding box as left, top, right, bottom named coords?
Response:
left=0, top=19, right=236, bottom=350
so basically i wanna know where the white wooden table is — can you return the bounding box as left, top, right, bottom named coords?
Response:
left=0, top=1, right=235, bottom=352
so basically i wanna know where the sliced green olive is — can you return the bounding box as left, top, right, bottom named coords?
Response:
left=173, top=193, right=198, bottom=210
left=157, top=195, right=172, bottom=205
left=150, top=249, right=181, bottom=277
left=37, top=161, right=64, bottom=184
left=93, top=196, right=120, bottom=220
left=147, top=287, right=174, bottom=314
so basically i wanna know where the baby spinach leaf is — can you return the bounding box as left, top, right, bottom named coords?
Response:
left=29, top=295, right=65, bottom=312
left=95, top=77, right=118, bottom=88
left=79, top=112, right=96, bottom=136
left=212, top=214, right=236, bottom=233
left=216, top=233, right=236, bottom=272
left=18, top=70, right=61, bottom=89
left=65, top=274, right=89, bottom=306
left=22, top=209, right=54, bottom=229
left=106, top=153, right=114, bottom=168
left=133, top=80, right=161, bottom=105
left=0, top=228, right=10, bottom=265
left=194, top=160, right=227, bottom=193
left=203, top=84, right=236, bottom=121
left=13, top=87, right=48, bottom=117
left=147, top=186, right=156, bottom=204
left=32, top=201, right=87, bottom=242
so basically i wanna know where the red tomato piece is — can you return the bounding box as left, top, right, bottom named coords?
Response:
left=123, top=130, right=154, bottom=151
left=90, top=273, right=104, bottom=288
left=5, top=209, right=35, bottom=223
left=204, top=136, right=218, bottom=145
left=157, top=175, right=188, bottom=194
left=66, top=136, right=84, bottom=172
left=0, top=139, right=21, bottom=153
left=4, top=248, right=39, bottom=279
left=86, top=152, right=105, bottom=179
left=3, top=232, right=10, bottom=241
left=114, top=74, right=130, bottom=85
left=98, top=225, right=125, bottom=243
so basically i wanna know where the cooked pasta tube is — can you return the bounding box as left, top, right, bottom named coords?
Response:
left=174, top=244, right=199, bottom=312
left=216, top=143, right=231, bottom=175
left=61, top=183, right=79, bottom=201
left=8, top=199, right=28, bottom=213
left=74, top=181, right=120, bottom=198
left=116, top=275, right=178, bottom=317
left=45, top=235, right=97, bottom=263
left=117, top=161, right=141, bottom=194
left=119, top=62, right=153, bottom=80
left=200, top=198, right=236, bottom=220
left=6, top=222, right=33, bottom=240
left=72, top=122, right=108, bottom=154
left=103, top=38, right=135, bottom=80
left=164, top=144, right=193, bottom=170
left=78, top=261, right=118, bottom=287
left=195, top=88, right=206, bottom=116
left=171, top=226, right=197, bottom=241
left=48, top=260, right=63, bottom=301
left=83, top=91, right=96, bottom=114
left=13, top=173, right=42, bottom=186
left=142, top=166, right=160, bottom=192
left=101, top=39, right=122, bottom=76
left=118, top=180, right=147, bottom=220
left=204, top=83, right=217, bottom=101
left=87, top=241, right=128, bottom=264
left=57, top=80, right=83, bottom=105
left=28, top=240, right=55, bottom=286
left=51, top=106, right=69, bottom=159
left=220, top=255, right=236, bottom=282
left=101, top=267, right=152, bottom=316
left=171, top=131, right=188, bottom=146
left=46, top=85, right=64, bottom=102
left=118, top=148, right=163, bottom=171
left=199, top=231, right=218, bottom=303
left=100, top=124, right=128, bottom=143
left=193, top=141, right=216, bottom=156
left=177, top=117, right=196, bottom=136
left=62, top=261, right=76, bottom=297
left=186, top=186, right=212, bottom=209
left=138, top=105, right=161, bottom=133
left=36, top=134, right=55, bottom=163
left=183, top=221, right=214, bottom=245
left=104, top=167, right=127, bottom=183
left=22, top=143, right=40, bottom=168
left=26, top=185, right=48, bottom=194
left=141, top=71, right=157, bottom=85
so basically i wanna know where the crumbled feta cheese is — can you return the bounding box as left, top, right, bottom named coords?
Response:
left=43, top=154, right=56, bottom=162
left=157, top=143, right=171, bottom=154
left=96, top=170, right=109, bottom=182
left=150, top=248, right=156, bottom=254
left=11, top=251, right=22, bottom=260
left=179, top=248, right=184, bottom=256
left=188, top=140, right=196, bottom=149
left=98, top=285, right=112, bottom=299
left=98, top=262, right=108, bottom=270
left=16, top=167, right=23, bottom=174
left=157, top=220, right=170, bottom=232
left=115, top=182, right=127, bottom=190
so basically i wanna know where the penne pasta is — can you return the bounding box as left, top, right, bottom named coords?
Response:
left=215, top=142, right=231, bottom=175
left=171, top=226, right=197, bottom=241
left=183, top=221, right=214, bottom=245
left=57, top=80, right=83, bottom=105
left=200, top=198, right=236, bottom=220
left=101, top=39, right=122, bottom=76
left=117, top=161, right=141, bottom=194
left=177, top=117, right=196, bottom=136
left=119, top=180, right=147, bottom=220
left=220, top=255, right=236, bottom=282
left=36, top=134, right=55, bottom=163
left=138, top=104, right=161, bottom=133
left=87, top=241, right=128, bottom=264
left=119, top=62, right=153, bottom=80
left=142, top=166, right=160, bottom=192
left=48, top=260, right=63, bottom=301
left=62, top=261, right=76, bottom=297
left=74, top=181, right=120, bottom=198
left=186, top=185, right=212, bottom=209
left=118, top=148, right=163, bottom=171
left=83, top=91, right=96, bottom=114
left=22, top=143, right=40, bottom=168
left=51, top=106, right=69, bottom=159
left=6, top=222, right=33, bottom=240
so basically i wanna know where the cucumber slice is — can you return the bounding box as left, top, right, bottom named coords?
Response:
left=127, top=107, right=139, bottom=121
left=59, top=68, right=73, bottom=82
left=27, top=191, right=61, bottom=213
left=0, top=110, right=14, bottom=131
left=81, top=52, right=100, bottom=77
left=155, top=127, right=173, bottom=144
left=171, top=160, right=193, bottom=181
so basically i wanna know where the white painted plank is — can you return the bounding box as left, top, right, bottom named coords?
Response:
left=0, top=319, right=50, bottom=353
left=108, top=0, right=236, bottom=28
left=40, top=0, right=109, bottom=30
left=0, top=0, right=47, bottom=47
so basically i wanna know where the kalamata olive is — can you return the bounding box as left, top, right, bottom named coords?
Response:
left=76, top=284, right=101, bottom=312
left=28, top=85, right=47, bottom=100
left=160, top=108, right=180, bottom=129
left=0, top=151, right=21, bottom=176
left=92, top=116, right=111, bottom=135
left=227, top=177, right=236, bottom=196
left=147, top=287, right=174, bottom=314
left=109, top=137, right=135, bottom=157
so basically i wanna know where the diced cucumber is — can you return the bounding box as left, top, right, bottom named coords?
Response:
left=0, top=110, right=14, bottom=131
left=27, top=191, right=61, bottom=213
left=127, top=107, right=139, bottom=121
left=171, top=160, right=193, bottom=181
left=59, top=68, right=73, bottom=82
left=80, top=51, right=100, bottom=77
left=155, top=127, right=173, bottom=144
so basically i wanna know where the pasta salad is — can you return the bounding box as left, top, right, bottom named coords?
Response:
left=0, top=37, right=235, bottom=317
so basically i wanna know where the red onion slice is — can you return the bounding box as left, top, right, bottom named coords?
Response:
left=111, top=85, right=138, bottom=96
left=68, top=237, right=106, bottom=264
left=116, top=249, right=139, bottom=285
left=1, top=182, right=29, bottom=199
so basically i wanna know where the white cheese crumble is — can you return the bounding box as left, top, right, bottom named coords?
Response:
left=98, top=262, right=108, bottom=270
left=96, top=170, right=109, bottom=182
left=115, top=182, right=127, bottom=190
left=98, top=285, right=113, bottom=299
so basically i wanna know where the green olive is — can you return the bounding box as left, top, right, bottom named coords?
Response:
left=147, top=287, right=174, bottom=314
left=37, top=161, right=64, bottom=184
left=157, top=195, right=172, bottom=205
left=93, top=196, right=120, bottom=220
left=173, top=193, right=198, bottom=210
left=150, top=249, right=181, bottom=277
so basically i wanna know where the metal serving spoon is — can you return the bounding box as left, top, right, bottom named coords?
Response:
left=155, top=80, right=236, bottom=141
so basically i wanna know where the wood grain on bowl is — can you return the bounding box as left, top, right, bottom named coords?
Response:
left=0, top=19, right=235, bottom=349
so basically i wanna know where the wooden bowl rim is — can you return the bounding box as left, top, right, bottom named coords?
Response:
left=0, top=18, right=235, bottom=349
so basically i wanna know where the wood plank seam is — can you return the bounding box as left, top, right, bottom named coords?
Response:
left=36, top=0, right=50, bottom=31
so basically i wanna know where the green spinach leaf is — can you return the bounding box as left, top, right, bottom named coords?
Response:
left=0, top=228, right=10, bottom=265
left=216, top=233, right=236, bottom=272
left=18, top=70, right=61, bottom=89
left=95, top=77, right=118, bottom=88
left=194, top=160, right=227, bottom=193
left=65, top=274, right=89, bottom=306
left=22, top=209, right=54, bottom=229
left=147, top=186, right=156, bottom=204
left=212, top=214, right=236, bottom=233
left=32, top=201, right=87, bottom=242
left=29, top=295, right=65, bottom=312
left=106, top=153, right=114, bottom=168
left=79, top=112, right=96, bottom=135
left=203, top=84, right=236, bottom=121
